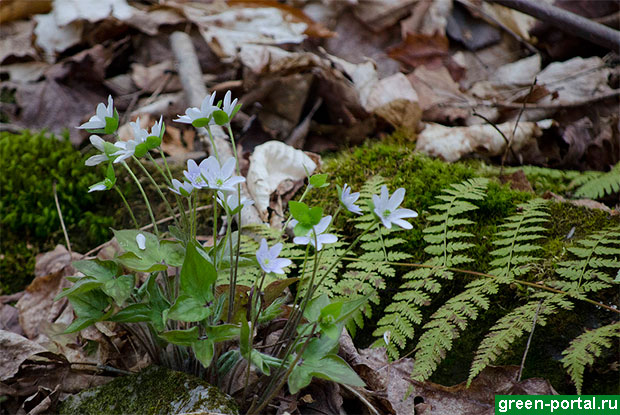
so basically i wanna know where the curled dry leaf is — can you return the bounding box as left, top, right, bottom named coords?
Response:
left=0, top=330, right=48, bottom=382
left=18, top=245, right=78, bottom=340
left=246, top=140, right=317, bottom=214
left=416, top=119, right=554, bottom=162
left=328, top=55, right=421, bottom=131
left=182, top=3, right=309, bottom=58
left=0, top=20, right=38, bottom=64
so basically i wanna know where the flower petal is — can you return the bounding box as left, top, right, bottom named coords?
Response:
left=388, top=187, right=406, bottom=211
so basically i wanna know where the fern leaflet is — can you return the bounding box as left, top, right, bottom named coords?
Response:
left=574, top=163, right=620, bottom=199
left=561, top=321, right=620, bottom=394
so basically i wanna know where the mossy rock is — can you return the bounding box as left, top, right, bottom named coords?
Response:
left=58, top=366, right=239, bottom=415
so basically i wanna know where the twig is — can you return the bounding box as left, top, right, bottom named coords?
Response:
left=471, top=111, right=519, bottom=163
left=340, top=384, right=381, bottom=415
left=82, top=204, right=213, bottom=258
left=486, top=0, right=620, bottom=51
left=436, top=89, right=620, bottom=111
left=517, top=299, right=543, bottom=382
left=53, top=181, right=72, bottom=254
left=501, top=77, right=537, bottom=173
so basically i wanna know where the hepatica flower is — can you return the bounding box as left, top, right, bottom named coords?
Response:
left=373, top=185, right=417, bottom=230
left=174, top=92, right=218, bottom=127
left=85, top=135, right=116, bottom=166
left=338, top=183, right=362, bottom=215
left=183, top=159, right=209, bottom=189
left=202, top=156, right=245, bottom=191
left=293, top=216, right=338, bottom=251
left=78, top=95, right=118, bottom=133
left=256, top=238, right=292, bottom=274
left=217, top=191, right=254, bottom=214
left=130, top=117, right=149, bottom=143
left=170, top=179, right=194, bottom=197
left=111, top=140, right=139, bottom=163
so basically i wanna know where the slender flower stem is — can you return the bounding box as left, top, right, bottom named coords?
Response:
left=132, top=156, right=179, bottom=229
left=122, top=162, right=159, bottom=236
left=147, top=153, right=172, bottom=186
left=159, top=148, right=174, bottom=183
left=114, top=185, right=139, bottom=228
left=203, top=126, right=220, bottom=162
left=226, top=124, right=243, bottom=325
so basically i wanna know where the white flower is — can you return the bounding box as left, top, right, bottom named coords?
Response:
left=111, top=140, right=139, bottom=163
left=130, top=117, right=148, bottom=143
left=150, top=116, right=163, bottom=138
left=256, top=239, right=292, bottom=274
left=78, top=95, right=114, bottom=130
left=183, top=159, right=209, bottom=189
left=339, top=183, right=362, bottom=215
left=136, top=233, right=146, bottom=250
left=174, top=92, right=218, bottom=125
left=85, top=135, right=113, bottom=166
left=221, top=91, right=238, bottom=121
left=88, top=182, right=108, bottom=193
left=293, top=215, right=338, bottom=251
left=372, top=185, right=417, bottom=230
left=202, top=156, right=245, bottom=191
left=169, top=179, right=194, bottom=196
left=217, top=191, right=254, bottom=214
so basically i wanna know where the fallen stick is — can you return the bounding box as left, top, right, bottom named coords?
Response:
left=486, top=0, right=620, bottom=51
left=169, top=31, right=262, bottom=226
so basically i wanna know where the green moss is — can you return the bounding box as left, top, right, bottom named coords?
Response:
left=58, top=366, right=238, bottom=415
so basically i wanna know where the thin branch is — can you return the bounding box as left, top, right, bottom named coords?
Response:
left=486, top=0, right=620, bottom=51
left=334, top=257, right=620, bottom=314
left=517, top=299, right=543, bottom=382
left=53, top=181, right=72, bottom=254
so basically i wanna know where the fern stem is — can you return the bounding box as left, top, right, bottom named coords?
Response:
left=517, top=299, right=543, bottom=382
left=336, top=257, right=620, bottom=314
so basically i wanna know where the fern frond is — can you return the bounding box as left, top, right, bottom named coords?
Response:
left=468, top=293, right=574, bottom=385
left=561, top=321, right=620, bottom=394
left=412, top=279, right=499, bottom=381
left=489, top=199, right=549, bottom=283
left=374, top=178, right=489, bottom=360
left=574, top=163, right=620, bottom=199
left=550, top=225, right=620, bottom=297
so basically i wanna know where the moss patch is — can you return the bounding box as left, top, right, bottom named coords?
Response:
left=58, top=366, right=239, bottom=415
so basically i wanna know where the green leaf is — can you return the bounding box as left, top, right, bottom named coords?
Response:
left=160, top=241, right=185, bottom=267
left=192, top=118, right=210, bottom=128
left=293, top=222, right=312, bottom=237
left=104, top=115, right=119, bottom=135
left=118, top=252, right=167, bottom=273
left=289, top=201, right=309, bottom=223
left=212, top=110, right=229, bottom=126
left=240, top=319, right=251, bottom=356
left=134, top=142, right=149, bottom=158
left=106, top=163, right=116, bottom=181
left=309, top=173, right=329, bottom=188
left=308, top=207, right=323, bottom=225
left=206, top=324, right=240, bottom=343
left=65, top=290, right=110, bottom=333
left=102, top=275, right=134, bottom=306
left=55, top=276, right=105, bottom=300
left=166, top=294, right=210, bottom=322
left=144, top=275, right=170, bottom=331
left=193, top=339, right=215, bottom=367
left=160, top=326, right=199, bottom=346
left=180, top=242, right=217, bottom=304
left=229, top=103, right=242, bottom=121
left=146, top=135, right=162, bottom=149
left=303, top=354, right=364, bottom=387
left=110, top=303, right=152, bottom=323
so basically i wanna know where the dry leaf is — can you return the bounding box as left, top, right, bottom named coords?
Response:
left=0, top=330, right=47, bottom=381
left=0, top=0, right=51, bottom=24
left=416, top=119, right=553, bottom=162
left=353, top=0, right=417, bottom=32
left=0, top=20, right=38, bottom=64
left=246, top=141, right=317, bottom=214
left=0, top=61, right=50, bottom=83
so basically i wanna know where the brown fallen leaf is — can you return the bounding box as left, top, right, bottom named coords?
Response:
left=0, top=330, right=48, bottom=382
left=0, top=0, right=51, bottom=24
left=0, top=20, right=38, bottom=64
left=17, top=245, right=78, bottom=340
left=543, top=192, right=614, bottom=214
left=500, top=170, right=534, bottom=193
